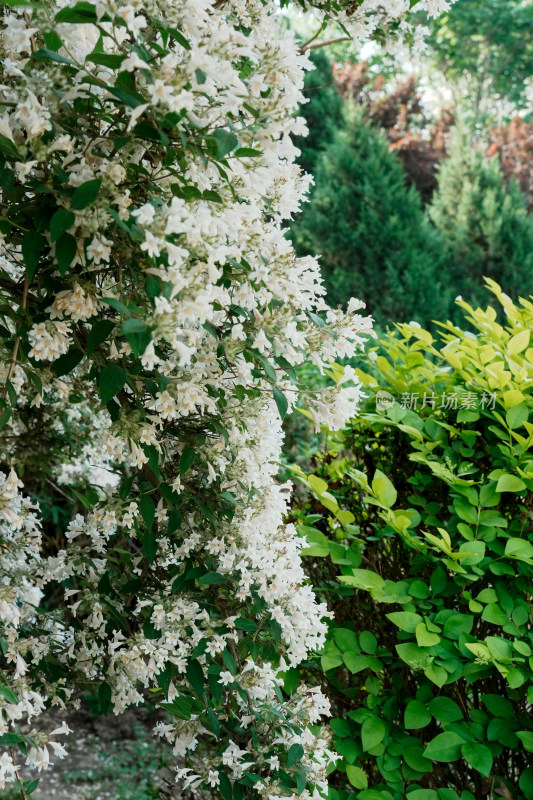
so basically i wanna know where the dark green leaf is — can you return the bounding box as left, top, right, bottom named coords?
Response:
left=55, top=233, right=77, bottom=275
left=180, top=446, right=195, bottom=477
left=287, top=743, right=304, bottom=767
left=71, top=178, right=101, bottom=210
left=198, top=572, right=226, bottom=585
left=87, top=320, right=115, bottom=356
left=273, top=386, right=289, bottom=420
left=32, top=48, right=76, bottom=65
left=213, top=129, right=238, bottom=158
left=98, top=363, right=126, bottom=405
left=98, top=682, right=112, bottom=714
left=139, top=494, right=155, bottom=531
left=50, top=208, right=75, bottom=243
left=22, top=230, right=46, bottom=278
left=186, top=658, right=205, bottom=698
left=51, top=348, right=84, bottom=377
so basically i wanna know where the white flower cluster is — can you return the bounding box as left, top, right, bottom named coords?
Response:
left=0, top=0, right=454, bottom=795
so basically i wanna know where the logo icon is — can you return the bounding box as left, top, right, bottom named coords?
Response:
left=376, top=390, right=395, bottom=412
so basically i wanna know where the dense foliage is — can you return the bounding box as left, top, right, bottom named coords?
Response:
left=290, top=282, right=533, bottom=799
left=0, top=0, right=453, bottom=796
left=429, top=129, right=533, bottom=313
left=429, top=0, right=533, bottom=119
left=291, top=113, right=450, bottom=329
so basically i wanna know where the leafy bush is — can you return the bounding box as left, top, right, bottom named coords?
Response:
left=291, top=111, right=452, bottom=329
left=289, top=281, right=533, bottom=799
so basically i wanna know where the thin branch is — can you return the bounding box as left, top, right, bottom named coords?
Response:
left=299, top=23, right=327, bottom=53
left=9, top=746, right=28, bottom=800
left=3, top=274, right=29, bottom=400
left=301, top=36, right=351, bottom=53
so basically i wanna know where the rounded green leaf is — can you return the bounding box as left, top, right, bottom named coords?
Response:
left=404, top=700, right=431, bottom=729
left=424, top=731, right=464, bottom=762
left=461, top=743, right=493, bottom=777
left=346, top=765, right=368, bottom=789
left=361, top=716, right=386, bottom=752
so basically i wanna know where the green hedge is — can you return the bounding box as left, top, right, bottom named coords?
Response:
left=289, top=281, right=533, bottom=800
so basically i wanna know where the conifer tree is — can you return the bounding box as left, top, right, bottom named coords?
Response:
left=291, top=111, right=451, bottom=328
left=429, top=129, right=533, bottom=311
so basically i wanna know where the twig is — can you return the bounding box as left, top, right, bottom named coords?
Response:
left=9, top=746, right=28, bottom=800
left=301, top=36, right=351, bottom=53
left=3, top=274, right=29, bottom=400
left=299, top=24, right=327, bottom=53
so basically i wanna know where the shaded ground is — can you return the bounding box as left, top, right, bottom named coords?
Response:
left=7, top=707, right=177, bottom=800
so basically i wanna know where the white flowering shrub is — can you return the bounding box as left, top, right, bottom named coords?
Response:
left=0, top=0, right=453, bottom=796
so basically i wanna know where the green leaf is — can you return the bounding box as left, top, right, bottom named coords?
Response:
left=273, top=386, right=289, bottom=420
left=404, top=700, right=431, bottom=729
left=424, top=732, right=464, bottom=762
left=121, top=318, right=151, bottom=358
left=333, top=628, right=358, bottom=651
left=504, top=538, right=533, bottom=563
left=213, top=128, right=239, bottom=158
left=346, top=765, right=368, bottom=789
left=481, top=603, right=508, bottom=625
left=71, top=178, right=101, bottom=210
left=386, top=611, right=422, bottom=632
left=396, top=643, right=431, bottom=668
left=179, top=445, right=195, bottom=477
left=139, top=494, right=155, bottom=531
left=508, top=329, right=530, bottom=354
left=0, top=733, right=24, bottom=745
left=51, top=348, right=84, bottom=377
left=496, top=474, right=526, bottom=493
left=22, top=230, right=46, bottom=278
left=98, top=682, right=112, bottom=714
left=517, top=731, right=533, bottom=752
left=162, top=695, right=193, bottom=720
left=218, top=772, right=233, bottom=800
left=55, top=3, right=98, bottom=23
left=234, top=147, right=263, bottom=158
left=416, top=622, right=441, bottom=647
left=50, top=208, right=75, bottom=243
left=32, top=47, right=76, bottom=64
left=24, top=777, right=40, bottom=794
left=186, top=658, right=205, bottom=698
left=359, top=631, right=377, bottom=654
left=198, top=572, right=226, bottom=585
left=55, top=232, right=77, bottom=275
left=372, top=469, right=397, bottom=506
left=428, top=697, right=462, bottom=723
left=98, top=363, right=126, bottom=405
left=340, top=569, right=385, bottom=591
left=86, top=52, right=125, bottom=69
left=461, top=743, right=493, bottom=777
left=361, top=716, right=386, bottom=752
left=506, top=402, right=529, bottom=430
left=458, top=540, right=486, bottom=566
left=0, top=684, right=19, bottom=704
left=287, top=743, right=304, bottom=767
left=403, top=746, right=433, bottom=773
left=143, top=526, right=157, bottom=563
left=0, top=133, right=21, bottom=159
left=87, top=320, right=115, bottom=356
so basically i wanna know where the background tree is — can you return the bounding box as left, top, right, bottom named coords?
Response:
left=429, top=128, right=533, bottom=311
left=293, top=48, right=345, bottom=177
left=429, top=0, right=533, bottom=122
left=291, top=111, right=452, bottom=329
